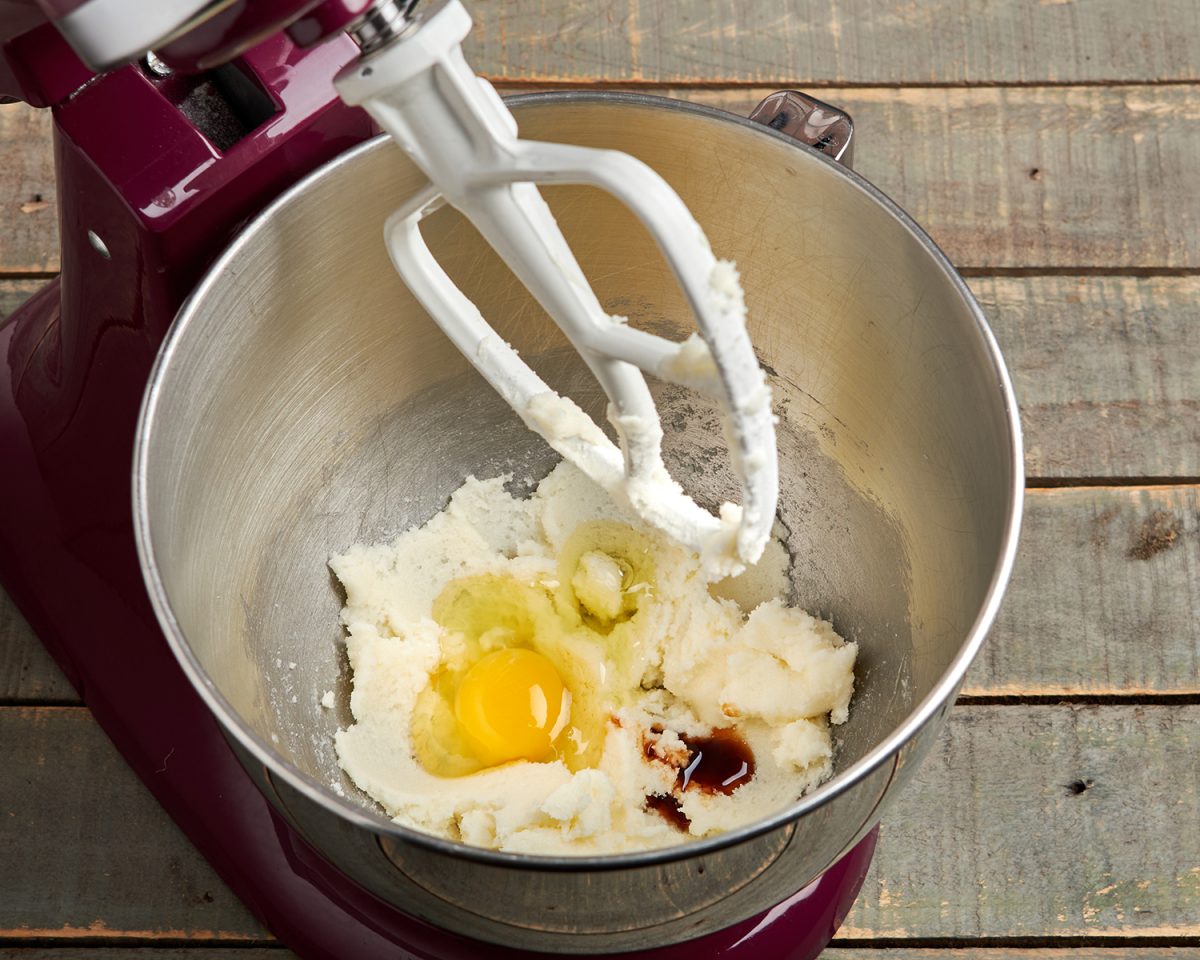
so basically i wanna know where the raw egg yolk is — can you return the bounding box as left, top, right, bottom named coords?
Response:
left=454, top=648, right=569, bottom=766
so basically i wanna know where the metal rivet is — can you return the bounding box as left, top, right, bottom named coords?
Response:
left=144, top=50, right=172, bottom=77
left=88, top=230, right=111, bottom=259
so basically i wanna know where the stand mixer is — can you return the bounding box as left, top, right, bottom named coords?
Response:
left=0, top=0, right=883, bottom=956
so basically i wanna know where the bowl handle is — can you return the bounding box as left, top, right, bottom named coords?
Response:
left=748, top=91, right=854, bottom=167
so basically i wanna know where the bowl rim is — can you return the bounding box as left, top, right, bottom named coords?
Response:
left=133, top=89, right=1024, bottom=872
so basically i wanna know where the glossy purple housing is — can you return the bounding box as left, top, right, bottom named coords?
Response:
left=1, top=9, right=92, bottom=105
left=155, top=0, right=358, bottom=72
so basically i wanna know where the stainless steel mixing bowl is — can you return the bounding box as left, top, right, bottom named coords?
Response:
left=134, top=92, right=1022, bottom=953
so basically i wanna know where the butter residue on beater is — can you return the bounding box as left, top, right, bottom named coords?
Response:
left=494, top=259, right=773, bottom=583
left=330, top=463, right=856, bottom=855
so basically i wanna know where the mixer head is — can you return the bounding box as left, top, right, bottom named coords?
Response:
left=35, top=0, right=779, bottom=575
left=32, top=0, right=375, bottom=73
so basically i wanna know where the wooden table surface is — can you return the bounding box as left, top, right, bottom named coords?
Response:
left=3, top=2, right=1200, bottom=958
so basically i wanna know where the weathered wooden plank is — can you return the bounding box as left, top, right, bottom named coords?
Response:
left=0, top=953, right=292, bottom=959
left=0, top=280, right=44, bottom=322
left=7, top=951, right=1194, bottom=960
left=2, top=269, right=1196, bottom=480
left=975, top=276, right=1200, bottom=481
left=3, top=485, right=1199, bottom=702
left=0, top=707, right=268, bottom=941
left=468, top=0, right=1200, bottom=86
left=4, top=86, right=1198, bottom=271
left=968, top=485, right=1200, bottom=697
left=0, top=105, right=56, bottom=274
left=30, top=951, right=1189, bottom=959
left=2, top=705, right=1197, bottom=942
left=0, top=0, right=1193, bottom=106
left=0, top=588, right=74, bottom=702
left=825, top=952, right=1200, bottom=960
left=678, top=85, right=1200, bottom=270
left=839, top=704, right=1200, bottom=940
left=0, top=952, right=1196, bottom=960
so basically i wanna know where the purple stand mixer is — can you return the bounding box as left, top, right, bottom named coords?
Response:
left=0, top=2, right=876, bottom=956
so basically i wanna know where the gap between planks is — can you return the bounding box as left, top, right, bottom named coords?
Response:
left=491, top=79, right=1200, bottom=91
left=3, top=484, right=1199, bottom=702
left=1027, top=479, right=1200, bottom=490
left=4, top=274, right=1200, bottom=481
left=2, top=704, right=1199, bottom=942
left=826, top=940, right=1200, bottom=951
left=0, top=937, right=276, bottom=947
left=1, top=944, right=1199, bottom=956
left=0, top=951, right=294, bottom=958
left=6, top=83, right=1200, bottom=272
left=958, top=693, right=1200, bottom=707
left=11, top=268, right=1200, bottom=279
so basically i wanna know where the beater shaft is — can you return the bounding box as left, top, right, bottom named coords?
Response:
left=336, top=0, right=777, bottom=576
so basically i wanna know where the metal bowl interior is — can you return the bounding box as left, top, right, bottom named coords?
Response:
left=137, top=94, right=1020, bottom=878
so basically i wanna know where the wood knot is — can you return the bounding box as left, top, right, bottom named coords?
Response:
left=1127, top=510, right=1181, bottom=560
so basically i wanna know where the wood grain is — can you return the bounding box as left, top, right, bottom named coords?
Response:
left=826, top=953, right=1200, bottom=960
left=0, top=0, right=1193, bottom=108
left=0, top=280, right=46, bottom=322
left=840, top=704, right=1200, bottom=940
left=2, top=270, right=1193, bottom=482
left=0, top=105, right=56, bottom=274
left=2, top=704, right=1196, bottom=943
left=467, top=0, right=1200, bottom=86
left=0, top=588, right=73, bottom=702
left=674, top=85, right=1200, bottom=270
left=5, top=85, right=1199, bottom=272
left=5, top=485, right=1197, bottom=702
left=0, top=707, right=267, bottom=941
left=3, top=951, right=1196, bottom=960
left=7, top=953, right=1196, bottom=960
left=15, top=953, right=1194, bottom=960
left=975, top=276, right=1200, bottom=481
left=0, top=953, right=291, bottom=959
left=968, top=485, right=1200, bottom=697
